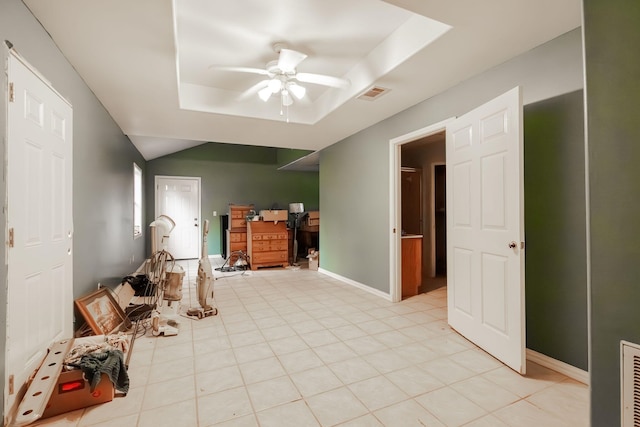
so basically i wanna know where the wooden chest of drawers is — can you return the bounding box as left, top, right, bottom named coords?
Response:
left=226, top=204, right=253, bottom=265
left=247, top=221, right=289, bottom=270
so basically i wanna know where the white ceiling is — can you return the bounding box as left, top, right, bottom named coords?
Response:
left=24, top=0, right=581, bottom=160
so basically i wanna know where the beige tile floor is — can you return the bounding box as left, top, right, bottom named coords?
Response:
left=32, top=257, right=589, bottom=427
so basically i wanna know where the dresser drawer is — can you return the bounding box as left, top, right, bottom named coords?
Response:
left=268, top=241, right=288, bottom=251
left=230, top=211, right=244, bottom=219
left=231, top=218, right=247, bottom=229
left=253, top=240, right=287, bottom=252
left=252, top=240, right=268, bottom=251
left=229, top=232, right=246, bottom=242
left=230, top=241, right=246, bottom=252
left=253, top=233, right=282, bottom=241
left=252, top=251, right=288, bottom=263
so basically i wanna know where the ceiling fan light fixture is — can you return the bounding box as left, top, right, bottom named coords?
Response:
left=281, top=90, right=293, bottom=106
left=268, top=78, right=282, bottom=93
left=288, top=82, right=306, bottom=100
left=213, top=46, right=350, bottom=118
left=258, top=86, right=272, bottom=102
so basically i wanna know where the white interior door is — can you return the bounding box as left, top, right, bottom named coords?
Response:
left=5, top=53, right=73, bottom=416
left=155, top=176, right=200, bottom=259
left=446, top=87, right=525, bottom=373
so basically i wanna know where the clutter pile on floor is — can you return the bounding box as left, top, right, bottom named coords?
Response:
left=10, top=215, right=219, bottom=426
left=63, top=333, right=130, bottom=395
left=12, top=334, right=131, bottom=426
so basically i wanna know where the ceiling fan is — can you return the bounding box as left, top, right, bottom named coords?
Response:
left=210, top=43, right=351, bottom=107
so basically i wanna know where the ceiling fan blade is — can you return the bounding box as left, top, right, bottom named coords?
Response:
left=296, top=72, right=351, bottom=89
left=278, top=49, right=307, bottom=73
left=208, top=65, right=269, bottom=76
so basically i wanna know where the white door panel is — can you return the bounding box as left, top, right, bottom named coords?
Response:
left=6, top=53, right=73, bottom=417
left=155, top=176, right=200, bottom=259
left=446, top=87, right=525, bottom=374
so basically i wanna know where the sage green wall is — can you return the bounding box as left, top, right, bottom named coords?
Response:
left=584, top=1, right=640, bottom=425
left=146, top=143, right=319, bottom=256
left=320, top=28, right=584, bottom=293
left=0, top=0, right=147, bottom=419
left=321, top=127, right=391, bottom=289
left=524, top=90, right=588, bottom=371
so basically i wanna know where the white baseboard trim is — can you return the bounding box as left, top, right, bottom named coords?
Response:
left=526, top=348, right=589, bottom=385
left=318, top=268, right=392, bottom=301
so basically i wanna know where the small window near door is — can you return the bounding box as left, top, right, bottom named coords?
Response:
left=133, top=163, right=142, bottom=238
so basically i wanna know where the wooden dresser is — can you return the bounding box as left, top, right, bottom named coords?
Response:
left=247, top=221, right=289, bottom=270
left=226, top=204, right=253, bottom=265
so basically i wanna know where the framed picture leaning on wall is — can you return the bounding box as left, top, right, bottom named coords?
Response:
left=75, top=288, right=131, bottom=335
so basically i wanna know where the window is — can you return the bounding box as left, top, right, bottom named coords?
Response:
left=133, top=163, right=142, bottom=238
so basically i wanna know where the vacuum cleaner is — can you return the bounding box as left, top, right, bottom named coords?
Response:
left=187, top=219, right=218, bottom=319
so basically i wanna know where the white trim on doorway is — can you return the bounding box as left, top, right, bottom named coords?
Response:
left=388, top=118, right=455, bottom=303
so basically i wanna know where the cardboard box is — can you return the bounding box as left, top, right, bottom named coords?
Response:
left=307, top=249, right=319, bottom=271
left=42, top=335, right=122, bottom=418
left=260, top=210, right=288, bottom=222
left=13, top=336, right=121, bottom=425
left=43, top=370, right=114, bottom=419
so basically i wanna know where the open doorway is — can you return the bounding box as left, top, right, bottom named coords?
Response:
left=391, top=88, right=528, bottom=373
left=400, top=131, right=447, bottom=296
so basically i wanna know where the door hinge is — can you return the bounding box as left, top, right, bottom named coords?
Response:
left=9, top=375, right=14, bottom=395
left=8, top=228, right=14, bottom=248
left=9, top=82, right=15, bottom=102
left=520, top=241, right=525, bottom=250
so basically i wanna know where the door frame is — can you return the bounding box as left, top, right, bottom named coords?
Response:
left=389, top=118, right=454, bottom=303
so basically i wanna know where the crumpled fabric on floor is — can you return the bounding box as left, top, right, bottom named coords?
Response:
left=77, top=349, right=129, bottom=394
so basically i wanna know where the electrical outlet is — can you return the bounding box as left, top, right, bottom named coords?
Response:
left=213, top=211, right=217, bottom=217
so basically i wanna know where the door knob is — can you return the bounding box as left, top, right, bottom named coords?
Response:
left=508, top=241, right=517, bottom=249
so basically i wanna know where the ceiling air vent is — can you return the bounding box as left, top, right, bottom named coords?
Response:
left=357, top=86, right=390, bottom=101
left=622, top=340, right=640, bottom=427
